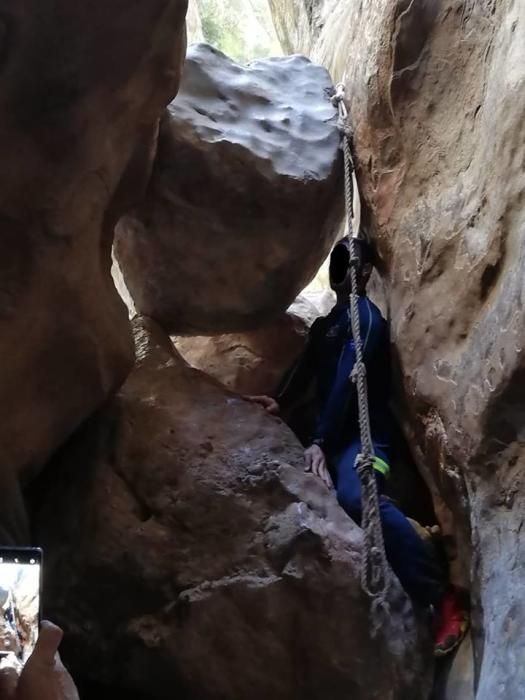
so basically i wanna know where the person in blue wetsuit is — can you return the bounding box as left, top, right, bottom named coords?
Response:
left=248, top=235, right=468, bottom=654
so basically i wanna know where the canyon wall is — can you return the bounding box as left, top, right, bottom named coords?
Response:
left=0, top=0, right=188, bottom=542
left=268, top=1, right=525, bottom=697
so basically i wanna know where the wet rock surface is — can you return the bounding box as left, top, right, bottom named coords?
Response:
left=269, top=1, right=525, bottom=697
left=114, top=43, right=343, bottom=334
left=36, top=317, right=431, bottom=700
left=0, top=0, right=188, bottom=541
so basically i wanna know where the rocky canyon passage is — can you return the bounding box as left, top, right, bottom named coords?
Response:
left=0, top=1, right=523, bottom=700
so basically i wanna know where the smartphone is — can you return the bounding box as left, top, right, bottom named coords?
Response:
left=0, top=548, right=42, bottom=671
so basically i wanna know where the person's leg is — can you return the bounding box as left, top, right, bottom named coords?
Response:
left=334, top=441, right=444, bottom=607
left=378, top=496, right=444, bottom=606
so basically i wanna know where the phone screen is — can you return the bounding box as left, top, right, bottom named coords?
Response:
left=0, top=548, right=42, bottom=672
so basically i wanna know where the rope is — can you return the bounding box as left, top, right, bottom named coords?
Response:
left=331, top=84, right=391, bottom=625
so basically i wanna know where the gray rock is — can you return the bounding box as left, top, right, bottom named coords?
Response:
left=114, top=44, right=343, bottom=333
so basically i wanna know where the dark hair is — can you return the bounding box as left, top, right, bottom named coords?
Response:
left=329, top=236, right=374, bottom=285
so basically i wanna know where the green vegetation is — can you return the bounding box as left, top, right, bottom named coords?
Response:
left=196, top=0, right=281, bottom=63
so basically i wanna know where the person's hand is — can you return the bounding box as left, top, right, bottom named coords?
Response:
left=14, top=621, right=79, bottom=700
left=304, top=444, right=332, bottom=489
left=244, top=395, right=280, bottom=415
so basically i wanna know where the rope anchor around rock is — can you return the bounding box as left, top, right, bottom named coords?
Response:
left=332, top=83, right=391, bottom=624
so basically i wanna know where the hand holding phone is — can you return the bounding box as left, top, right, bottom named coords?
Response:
left=0, top=621, right=79, bottom=700
left=0, top=548, right=42, bottom=673
left=0, top=547, right=79, bottom=700
left=15, top=621, right=79, bottom=700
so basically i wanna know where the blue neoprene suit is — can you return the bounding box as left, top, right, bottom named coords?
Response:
left=277, top=297, right=443, bottom=606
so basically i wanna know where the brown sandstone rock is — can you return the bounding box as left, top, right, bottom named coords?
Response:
left=174, top=310, right=310, bottom=395
left=36, top=317, right=431, bottom=700
left=114, top=43, right=343, bottom=334
left=0, top=0, right=188, bottom=541
left=269, top=1, right=525, bottom=697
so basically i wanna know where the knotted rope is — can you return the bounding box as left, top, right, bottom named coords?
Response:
left=331, top=83, right=391, bottom=626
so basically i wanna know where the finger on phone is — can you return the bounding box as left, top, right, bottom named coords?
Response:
left=32, top=621, right=64, bottom=667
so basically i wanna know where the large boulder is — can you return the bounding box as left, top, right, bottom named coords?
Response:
left=35, top=317, right=431, bottom=700
left=269, top=1, right=525, bottom=697
left=114, top=44, right=343, bottom=334
left=0, top=0, right=188, bottom=541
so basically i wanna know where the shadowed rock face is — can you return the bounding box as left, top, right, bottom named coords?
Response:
left=0, top=0, right=188, bottom=541
left=174, top=310, right=310, bottom=396
left=114, top=43, right=343, bottom=334
left=36, top=317, right=431, bottom=700
left=268, top=1, right=525, bottom=697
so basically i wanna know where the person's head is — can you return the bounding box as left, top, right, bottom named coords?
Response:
left=329, top=235, right=374, bottom=297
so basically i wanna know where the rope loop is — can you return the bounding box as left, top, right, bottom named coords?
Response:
left=330, top=82, right=346, bottom=107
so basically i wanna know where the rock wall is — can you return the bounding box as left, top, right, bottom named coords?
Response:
left=35, top=317, right=432, bottom=700
left=0, top=0, right=188, bottom=542
left=268, top=1, right=525, bottom=698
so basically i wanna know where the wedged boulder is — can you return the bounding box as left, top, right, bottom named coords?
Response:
left=114, top=43, right=343, bottom=334
left=269, top=1, right=525, bottom=697
left=35, top=317, right=431, bottom=700
left=174, top=309, right=310, bottom=395
left=0, top=0, right=188, bottom=541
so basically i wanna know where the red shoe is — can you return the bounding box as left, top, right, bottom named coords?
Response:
left=434, top=587, right=469, bottom=657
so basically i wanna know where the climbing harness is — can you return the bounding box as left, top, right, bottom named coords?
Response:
left=331, top=84, right=391, bottom=623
